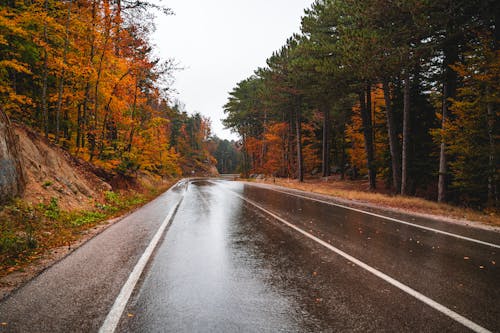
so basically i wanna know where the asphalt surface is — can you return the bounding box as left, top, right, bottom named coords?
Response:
left=1, top=179, right=499, bottom=332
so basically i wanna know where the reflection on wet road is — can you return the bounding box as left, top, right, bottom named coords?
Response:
left=119, top=180, right=499, bottom=332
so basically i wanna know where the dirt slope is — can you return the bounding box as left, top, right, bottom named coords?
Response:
left=15, top=124, right=111, bottom=210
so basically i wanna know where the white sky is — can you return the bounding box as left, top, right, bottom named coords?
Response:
left=152, top=0, right=313, bottom=140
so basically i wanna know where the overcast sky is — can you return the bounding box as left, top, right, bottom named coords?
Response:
left=152, top=0, right=313, bottom=140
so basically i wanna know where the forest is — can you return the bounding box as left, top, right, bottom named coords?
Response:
left=223, top=0, right=499, bottom=208
left=0, top=0, right=221, bottom=178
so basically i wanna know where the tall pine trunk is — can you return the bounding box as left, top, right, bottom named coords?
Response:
left=487, top=91, right=496, bottom=205
left=487, top=19, right=499, bottom=206
left=321, top=102, right=330, bottom=177
left=260, top=108, right=267, bottom=171
left=438, top=25, right=459, bottom=202
left=382, top=79, right=401, bottom=192
left=401, top=71, right=410, bottom=195
left=359, top=84, right=376, bottom=189
left=242, top=134, right=249, bottom=178
left=295, top=105, right=304, bottom=182
left=438, top=83, right=448, bottom=202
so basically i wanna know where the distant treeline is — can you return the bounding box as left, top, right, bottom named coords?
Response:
left=208, top=138, right=241, bottom=174
left=223, top=0, right=499, bottom=208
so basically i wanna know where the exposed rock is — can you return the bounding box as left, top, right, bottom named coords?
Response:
left=0, top=109, right=25, bottom=203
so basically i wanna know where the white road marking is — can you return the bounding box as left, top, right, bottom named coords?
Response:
left=238, top=182, right=500, bottom=249
left=99, top=184, right=186, bottom=333
left=225, top=188, right=492, bottom=333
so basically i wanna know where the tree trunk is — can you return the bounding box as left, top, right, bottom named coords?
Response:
left=76, top=103, right=82, bottom=148
left=242, top=134, right=249, bottom=178
left=438, top=82, right=448, bottom=202
left=401, top=71, right=410, bottom=195
left=114, top=0, right=122, bottom=55
left=55, top=0, right=72, bottom=144
left=260, top=108, right=267, bottom=170
left=41, top=0, right=49, bottom=139
left=127, top=79, right=139, bottom=152
left=98, top=70, right=130, bottom=158
left=488, top=10, right=500, bottom=206
left=487, top=88, right=497, bottom=206
left=382, top=79, right=401, bottom=192
left=359, top=84, right=376, bottom=189
left=437, top=6, right=461, bottom=202
left=81, top=0, right=97, bottom=150
left=295, top=105, right=304, bottom=182
left=90, top=23, right=111, bottom=161
left=287, top=113, right=294, bottom=178
left=321, top=102, right=330, bottom=177
left=341, top=131, right=346, bottom=180
left=438, top=27, right=459, bottom=202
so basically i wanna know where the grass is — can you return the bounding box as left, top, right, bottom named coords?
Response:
left=251, top=178, right=500, bottom=227
left=0, top=181, right=176, bottom=277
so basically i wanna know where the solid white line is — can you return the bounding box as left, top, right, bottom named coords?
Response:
left=244, top=183, right=500, bottom=249
left=99, top=188, right=185, bottom=333
left=227, top=189, right=492, bottom=333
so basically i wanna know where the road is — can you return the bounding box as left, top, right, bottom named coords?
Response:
left=0, top=179, right=499, bottom=332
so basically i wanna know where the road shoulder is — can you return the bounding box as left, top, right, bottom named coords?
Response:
left=240, top=180, right=500, bottom=234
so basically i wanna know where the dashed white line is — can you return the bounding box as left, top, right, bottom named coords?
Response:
left=225, top=188, right=492, bottom=333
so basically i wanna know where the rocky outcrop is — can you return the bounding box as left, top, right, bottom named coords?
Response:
left=0, top=109, right=25, bottom=203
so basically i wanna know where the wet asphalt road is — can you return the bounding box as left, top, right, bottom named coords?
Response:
left=1, top=179, right=499, bottom=332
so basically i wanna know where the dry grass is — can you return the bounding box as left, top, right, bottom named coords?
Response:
left=252, top=177, right=500, bottom=227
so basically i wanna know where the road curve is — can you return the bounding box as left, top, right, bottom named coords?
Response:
left=0, top=179, right=498, bottom=332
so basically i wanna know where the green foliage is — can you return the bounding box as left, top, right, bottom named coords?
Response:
left=70, top=211, right=106, bottom=227
left=0, top=200, right=38, bottom=263
left=104, top=191, right=121, bottom=205
left=104, top=190, right=145, bottom=210
left=42, top=180, right=53, bottom=188
left=40, top=197, right=60, bottom=220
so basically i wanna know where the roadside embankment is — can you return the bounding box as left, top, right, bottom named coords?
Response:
left=0, top=123, right=179, bottom=291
